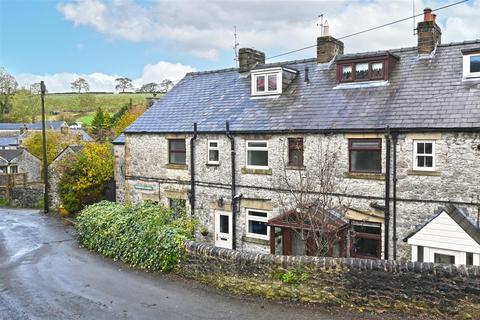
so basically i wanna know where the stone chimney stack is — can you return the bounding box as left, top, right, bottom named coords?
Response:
left=417, top=8, right=441, bottom=54
left=238, top=48, right=265, bottom=72
left=60, top=123, right=69, bottom=134
left=316, top=32, right=344, bottom=64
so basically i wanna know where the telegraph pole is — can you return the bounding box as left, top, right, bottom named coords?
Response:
left=40, top=81, right=49, bottom=213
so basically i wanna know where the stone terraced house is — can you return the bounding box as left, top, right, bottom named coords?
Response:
left=114, top=10, right=480, bottom=263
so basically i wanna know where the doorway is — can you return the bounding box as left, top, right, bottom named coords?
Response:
left=215, top=211, right=232, bottom=249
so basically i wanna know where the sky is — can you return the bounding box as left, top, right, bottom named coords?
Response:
left=0, top=0, right=479, bottom=92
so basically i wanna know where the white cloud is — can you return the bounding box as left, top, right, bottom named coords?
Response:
left=14, top=60, right=195, bottom=93
left=57, top=0, right=480, bottom=61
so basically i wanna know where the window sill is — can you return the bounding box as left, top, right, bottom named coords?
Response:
left=242, top=167, right=272, bottom=175
left=407, top=170, right=441, bottom=176
left=164, top=163, right=188, bottom=170
left=343, top=172, right=384, bottom=180
left=286, top=165, right=305, bottom=171
left=206, top=163, right=220, bottom=167
left=242, top=235, right=269, bottom=246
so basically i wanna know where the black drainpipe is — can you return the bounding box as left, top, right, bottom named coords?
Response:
left=226, top=121, right=237, bottom=250
left=392, top=132, right=398, bottom=260
left=384, top=126, right=391, bottom=260
left=190, top=123, right=198, bottom=216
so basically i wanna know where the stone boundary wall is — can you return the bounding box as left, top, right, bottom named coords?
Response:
left=10, top=184, right=44, bottom=208
left=180, top=241, right=480, bottom=317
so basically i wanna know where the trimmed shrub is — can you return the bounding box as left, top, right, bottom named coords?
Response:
left=76, top=201, right=197, bottom=272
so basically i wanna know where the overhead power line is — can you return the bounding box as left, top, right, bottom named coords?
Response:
left=266, top=0, right=470, bottom=60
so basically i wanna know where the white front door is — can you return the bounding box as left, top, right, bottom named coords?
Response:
left=215, top=211, right=232, bottom=249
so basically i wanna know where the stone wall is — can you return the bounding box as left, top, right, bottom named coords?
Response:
left=180, top=241, right=480, bottom=317
left=122, top=131, right=480, bottom=260
left=113, top=143, right=125, bottom=203
left=10, top=184, right=44, bottom=208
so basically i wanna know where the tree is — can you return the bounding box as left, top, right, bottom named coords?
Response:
left=0, top=68, right=18, bottom=119
left=30, top=82, right=42, bottom=95
left=275, top=136, right=349, bottom=257
left=22, top=130, right=80, bottom=166
left=115, top=77, right=133, bottom=93
left=113, top=105, right=146, bottom=136
left=139, top=82, right=160, bottom=93
left=70, top=78, right=90, bottom=93
left=11, top=89, right=40, bottom=123
left=91, top=107, right=105, bottom=132
left=58, top=142, right=114, bottom=212
left=160, top=79, right=174, bottom=93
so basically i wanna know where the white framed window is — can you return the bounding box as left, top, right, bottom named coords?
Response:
left=463, top=53, right=480, bottom=78
left=413, top=140, right=435, bottom=171
left=246, top=140, right=269, bottom=169
left=251, top=68, right=282, bottom=96
left=246, top=209, right=269, bottom=240
left=207, top=140, right=219, bottom=165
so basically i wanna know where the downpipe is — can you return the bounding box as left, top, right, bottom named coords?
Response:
left=190, top=123, right=198, bottom=216
left=226, top=121, right=237, bottom=250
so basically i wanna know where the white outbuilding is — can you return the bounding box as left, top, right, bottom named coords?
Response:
left=404, top=204, right=480, bottom=266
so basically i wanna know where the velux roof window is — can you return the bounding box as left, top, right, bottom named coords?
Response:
left=336, top=52, right=399, bottom=83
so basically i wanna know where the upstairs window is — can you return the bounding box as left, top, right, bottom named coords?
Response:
left=207, top=140, right=219, bottom=165
left=413, top=140, right=435, bottom=171
left=349, top=139, right=382, bottom=173
left=168, top=139, right=186, bottom=164
left=339, top=61, right=384, bottom=83
left=246, top=140, right=268, bottom=169
left=288, top=138, right=304, bottom=167
left=463, top=52, right=480, bottom=78
left=251, top=69, right=282, bottom=96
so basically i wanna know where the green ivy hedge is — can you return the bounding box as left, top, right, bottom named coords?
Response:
left=76, top=201, right=197, bottom=272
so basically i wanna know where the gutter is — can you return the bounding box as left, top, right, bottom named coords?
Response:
left=189, top=123, right=198, bottom=215
left=226, top=121, right=237, bottom=250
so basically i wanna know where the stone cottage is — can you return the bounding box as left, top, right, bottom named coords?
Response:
left=0, top=149, right=41, bottom=183
left=114, top=9, right=480, bottom=262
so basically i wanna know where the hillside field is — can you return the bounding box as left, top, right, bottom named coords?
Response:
left=45, top=92, right=153, bottom=113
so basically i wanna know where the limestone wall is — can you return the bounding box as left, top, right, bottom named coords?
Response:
left=122, top=131, right=480, bottom=260
left=180, top=240, right=480, bottom=317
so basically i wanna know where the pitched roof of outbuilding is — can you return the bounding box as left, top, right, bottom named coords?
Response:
left=0, top=121, right=66, bottom=131
left=403, top=204, right=480, bottom=246
left=125, top=40, right=480, bottom=134
left=0, top=149, right=24, bottom=162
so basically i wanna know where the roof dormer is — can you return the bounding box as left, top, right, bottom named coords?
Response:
left=335, top=51, right=400, bottom=84
left=462, top=47, right=480, bottom=79
left=250, top=66, right=298, bottom=97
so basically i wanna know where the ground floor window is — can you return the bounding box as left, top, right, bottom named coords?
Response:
left=467, top=252, right=474, bottom=266
left=350, top=221, right=381, bottom=259
left=246, top=209, right=269, bottom=240
left=434, top=253, right=455, bottom=264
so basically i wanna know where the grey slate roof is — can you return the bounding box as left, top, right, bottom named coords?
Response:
left=0, top=121, right=66, bottom=131
left=125, top=40, right=480, bottom=134
left=0, top=136, right=19, bottom=147
left=0, top=149, right=24, bottom=162
left=403, top=204, right=480, bottom=246
left=112, top=133, right=125, bottom=145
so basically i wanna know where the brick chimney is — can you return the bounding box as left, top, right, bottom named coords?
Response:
left=317, top=34, right=344, bottom=64
left=238, top=48, right=265, bottom=72
left=417, top=8, right=441, bottom=54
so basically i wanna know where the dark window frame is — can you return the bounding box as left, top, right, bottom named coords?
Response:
left=168, top=139, right=186, bottom=164
left=288, top=137, right=304, bottom=167
left=348, top=138, right=382, bottom=174
left=338, top=60, right=386, bottom=83
left=350, top=221, right=382, bottom=259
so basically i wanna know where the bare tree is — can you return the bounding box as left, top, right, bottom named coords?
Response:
left=0, top=68, right=18, bottom=119
left=70, top=78, right=90, bottom=93
left=160, top=79, right=174, bottom=93
left=139, top=82, right=160, bottom=93
left=275, top=135, right=350, bottom=257
left=30, top=82, right=43, bottom=95
left=115, top=77, right=133, bottom=93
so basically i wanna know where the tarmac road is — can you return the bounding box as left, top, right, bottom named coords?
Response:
left=0, top=208, right=378, bottom=320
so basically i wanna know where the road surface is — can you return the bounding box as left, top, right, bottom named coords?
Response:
left=0, top=208, right=378, bottom=320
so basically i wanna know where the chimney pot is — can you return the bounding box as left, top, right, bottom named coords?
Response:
left=322, top=20, right=330, bottom=37
left=238, top=48, right=265, bottom=72
left=431, top=14, right=437, bottom=23
left=417, top=8, right=441, bottom=54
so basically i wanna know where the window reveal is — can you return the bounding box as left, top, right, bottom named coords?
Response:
left=350, top=221, right=381, bottom=259
left=413, top=140, right=435, bottom=171
left=288, top=138, right=304, bottom=167
left=246, top=210, right=269, bottom=240
left=349, top=139, right=382, bottom=173
left=169, top=139, right=186, bottom=164
left=246, top=140, right=269, bottom=168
